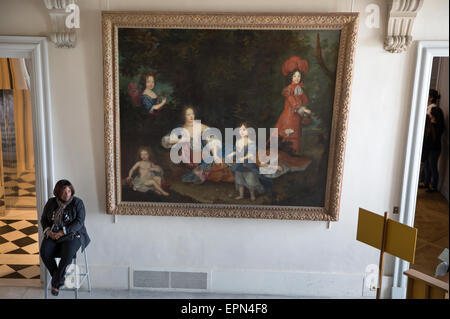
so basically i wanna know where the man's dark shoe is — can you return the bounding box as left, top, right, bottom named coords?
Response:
left=426, top=188, right=437, bottom=193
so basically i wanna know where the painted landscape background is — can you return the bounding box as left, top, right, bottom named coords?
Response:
left=118, top=28, right=341, bottom=207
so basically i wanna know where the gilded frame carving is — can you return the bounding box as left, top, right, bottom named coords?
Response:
left=102, top=11, right=359, bottom=221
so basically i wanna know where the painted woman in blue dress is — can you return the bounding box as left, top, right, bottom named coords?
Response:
left=161, top=106, right=235, bottom=184
left=180, top=128, right=225, bottom=184
left=140, top=72, right=166, bottom=114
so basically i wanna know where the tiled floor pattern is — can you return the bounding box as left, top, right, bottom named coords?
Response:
left=3, top=170, right=36, bottom=208
left=411, top=188, right=449, bottom=277
left=0, top=167, right=39, bottom=280
left=0, top=218, right=39, bottom=279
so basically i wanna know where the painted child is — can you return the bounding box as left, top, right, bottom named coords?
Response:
left=126, top=148, right=168, bottom=196
left=140, top=72, right=166, bottom=114
left=226, top=123, right=276, bottom=201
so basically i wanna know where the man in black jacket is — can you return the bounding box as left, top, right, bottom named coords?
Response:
left=40, top=180, right=91, bottom=296
left=422, top=89, right=445, bottom=193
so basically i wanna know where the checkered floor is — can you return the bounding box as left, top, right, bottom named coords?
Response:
left=3, top=171, right=36, bottom=208
left=0, top=219, right=40, bottom=279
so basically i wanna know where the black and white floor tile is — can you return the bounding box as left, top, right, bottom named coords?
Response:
left=3, top=171, right=36, bottom=208
left=0, top=167, right=39, bottom=280
left=0, top=219, right=39, bottom=279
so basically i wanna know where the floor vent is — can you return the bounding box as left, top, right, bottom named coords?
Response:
left=132, top=270, right=207, bottom=290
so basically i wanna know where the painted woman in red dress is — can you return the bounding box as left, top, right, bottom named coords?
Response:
left=274, top=56, right=311, bottom=156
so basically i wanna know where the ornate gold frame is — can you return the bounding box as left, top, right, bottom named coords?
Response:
left=102, top=11, right=359, bottom=221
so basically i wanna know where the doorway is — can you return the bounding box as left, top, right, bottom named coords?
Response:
left=411, top=57, right=449, bottom=277
left=0, top=36, right=54, bottom=288
left=392, top=41, right=449, bottom=299
left=0, top=57, right=40, bottom=284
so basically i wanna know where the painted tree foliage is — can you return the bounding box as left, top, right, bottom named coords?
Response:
left=119, top=28, right=339, bottom=138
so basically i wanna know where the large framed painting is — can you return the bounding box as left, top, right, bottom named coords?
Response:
left=102, top=11, right=359, bottom=220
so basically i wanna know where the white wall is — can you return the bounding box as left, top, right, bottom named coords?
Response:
left=437, top=58, right=449, bottom=201
left=0, top=0, right=448, bottom=298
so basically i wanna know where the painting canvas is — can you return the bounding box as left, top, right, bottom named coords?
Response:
left=103, top=12, right=359, bottom=220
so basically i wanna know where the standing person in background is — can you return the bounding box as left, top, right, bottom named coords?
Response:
left=421, top=89, right=445, bottom=193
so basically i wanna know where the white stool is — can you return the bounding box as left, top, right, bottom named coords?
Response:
left=44, top=247, right=91, bottom=299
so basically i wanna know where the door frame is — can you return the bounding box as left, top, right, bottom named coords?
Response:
left=0, top=36, right=55, bottom=284
left=391, top=41, right=449, bottom=299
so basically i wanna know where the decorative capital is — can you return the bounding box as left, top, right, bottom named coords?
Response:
left=43, top=0, right=79, bottom=48
left=384, top=0, right=424, bottom=53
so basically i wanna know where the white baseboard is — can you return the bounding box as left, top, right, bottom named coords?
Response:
left=79, top=264, right=129, bottom=290
left=391, top=286, right=406, bottom=299
left=74, top=265, right=393, bottom=298
left=211, top=269, right=392, bottom=298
